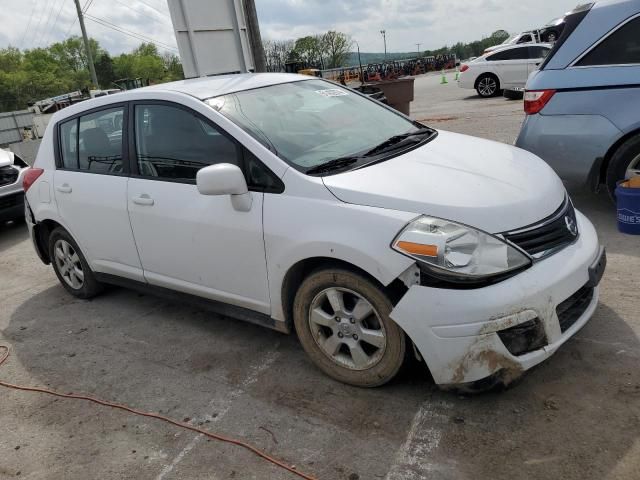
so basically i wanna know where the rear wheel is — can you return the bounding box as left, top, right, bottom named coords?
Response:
left=293, top=268, right=406, bottom=387
left=476, top=74, right=500, bottom=98
left=606, top=135, right=640, bottom=199
left=49, top=227, right=103, bottom=299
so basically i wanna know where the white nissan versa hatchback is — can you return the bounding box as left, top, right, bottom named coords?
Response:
left=23, top=74, right=606, bottom=390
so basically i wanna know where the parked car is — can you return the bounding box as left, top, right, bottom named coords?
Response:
left=0, top=149, right=29, bottom=224
left=23, top=74, right=605, bottom=390
left=459, top=43, right=552, bottom=97
left=517, top=0, right=640, bottom=196
left=483, top=31, right=541, bottom=54
left=538, top=16, right=567, bottom=42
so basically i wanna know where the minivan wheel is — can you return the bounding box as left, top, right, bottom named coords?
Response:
left=606, top=135, right=640, bottom=200
left=49, top=227, right=103, bottom=299
left=476, top=74, right=500, bottom=98
left=293, top=268, right=406, bottom=387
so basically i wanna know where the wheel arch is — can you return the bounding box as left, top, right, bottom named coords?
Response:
left=280, top=257, right=408, bottom=333
left=33, top=218, right=66, bottom=264
left=474, top=72, right=501, bottom=92
left=599, top=127, right=640, bottom=187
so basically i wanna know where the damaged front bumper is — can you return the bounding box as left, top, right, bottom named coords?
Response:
left=390, top=210, right=603, bottom=386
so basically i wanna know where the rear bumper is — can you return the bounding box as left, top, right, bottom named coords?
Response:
left=516, top=113, right=621, bottom=189
left=390, top=210, right=602, bottom=385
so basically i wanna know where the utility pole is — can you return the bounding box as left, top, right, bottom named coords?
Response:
left=244, top=0, right=266, bottom=72
left=73, top=0, right=99, bottom=88
left=416, top=43, right=421, bottom=56
left=380, top=30, right=387, bottom=61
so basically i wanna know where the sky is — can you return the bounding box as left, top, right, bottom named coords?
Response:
left=0, top=0, right=581, bottom=55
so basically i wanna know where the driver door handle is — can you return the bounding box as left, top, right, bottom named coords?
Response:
left=132, top=194, right=154, bottom=206
left=56, top=184, right=72, bottom=194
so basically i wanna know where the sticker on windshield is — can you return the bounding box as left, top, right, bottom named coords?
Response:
left=315, top=89, right=348, bottom=97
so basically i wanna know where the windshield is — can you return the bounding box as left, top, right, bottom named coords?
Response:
left=207, top=79, right=418, bottom=171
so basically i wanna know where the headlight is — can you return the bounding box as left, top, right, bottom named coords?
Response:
left=392, top=216, right=531, bottom=282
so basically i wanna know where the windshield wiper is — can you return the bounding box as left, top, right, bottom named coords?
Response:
left=363, top=127, right=434, bottom=157
left=306, top=157, right=360, bottom=175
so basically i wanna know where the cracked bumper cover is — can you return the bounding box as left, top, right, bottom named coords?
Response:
left=390, top=210, right=601, bottom=385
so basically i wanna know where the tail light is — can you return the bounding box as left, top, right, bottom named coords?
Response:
left=460, top=64, right=469, bottom=72
left=23, top=168, right=44, bottom=193
left=524, top=90, right=556, bottom=114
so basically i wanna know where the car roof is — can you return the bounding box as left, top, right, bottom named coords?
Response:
left=141, top=72, right=311, bottom=100
left=49, top=73, right=313, bottom=123
left=545, top=0, right=640, bottom=69
left=486, top=42, right=551, bottom=55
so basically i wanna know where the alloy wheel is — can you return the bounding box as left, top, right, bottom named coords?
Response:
left=308, top=287, right=387, bottom=371
left=478, top=77, right=497, bottom=97
left=53, top=239, right=84, bottom=289
left=625, top=153, right=640, bottom=179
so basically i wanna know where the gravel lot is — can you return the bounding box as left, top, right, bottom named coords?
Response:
left=1, top=73, right=638, bottom=480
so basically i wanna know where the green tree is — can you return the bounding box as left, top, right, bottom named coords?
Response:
left=322, top=31, right=352, bottom=68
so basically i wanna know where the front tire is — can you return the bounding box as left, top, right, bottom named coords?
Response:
left=293, top=268, right=406, bottom=387
left=49, top=227, right=103, bottom=299
left=476, top=74, right=500, bottom=98
left=606, top=135, right=640, bottom=200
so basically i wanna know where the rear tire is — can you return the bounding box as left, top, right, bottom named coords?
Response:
left=48, top=227, right=103, bottom=299
left=606, top=135, right=640, bottom=200
left=293, top=268, right=406, bottom=387
left=476, top=74, right=500, bottom=98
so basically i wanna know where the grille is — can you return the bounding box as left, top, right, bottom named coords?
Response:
left=502, top=197, right=578, bottom=259
left=0, top=165, right=19, bottom=187
left=0, top=192, right=23, bottom=209
left=556, top=284, right=594, bottom=333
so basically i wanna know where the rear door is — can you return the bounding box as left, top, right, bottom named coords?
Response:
left=126, top=101, right=272, bottom=314
left=54, top=104, right=144, bottom=281
left=489, top=47, right=529, bottom=88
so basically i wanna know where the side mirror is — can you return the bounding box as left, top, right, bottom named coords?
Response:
left=196, top=163, right=252, bottom=211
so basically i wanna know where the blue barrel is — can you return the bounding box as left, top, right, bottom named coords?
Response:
left=616, top=181, right=640, bottom=235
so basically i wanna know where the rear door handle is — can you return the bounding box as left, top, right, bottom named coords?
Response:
left=56, top=184, right=72, bottom=194
left=132, top=194, right=154, bottom=206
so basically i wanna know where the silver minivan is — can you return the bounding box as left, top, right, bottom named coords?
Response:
left=516, top=0, right=640, bottom=197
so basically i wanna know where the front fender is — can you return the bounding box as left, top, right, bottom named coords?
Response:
left=264, top=194, right=416, bottom=322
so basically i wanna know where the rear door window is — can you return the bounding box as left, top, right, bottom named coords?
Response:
left=528, top=46, right=551, bottom=59
left=58, top=106, right=125, bottom=174
left=576, top=17, right=640, bottom=66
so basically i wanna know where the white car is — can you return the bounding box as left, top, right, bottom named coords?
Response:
left=22, top=74, right=605, bottom=390
left=459, top=43, right=552, bottom=97
left=1, top=149, right=29, bottom=224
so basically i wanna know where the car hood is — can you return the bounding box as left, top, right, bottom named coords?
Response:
left=322, top=130, right=566, bottom=233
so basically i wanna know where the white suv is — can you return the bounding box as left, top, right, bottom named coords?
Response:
left=23, top=74, right=605, bottom=390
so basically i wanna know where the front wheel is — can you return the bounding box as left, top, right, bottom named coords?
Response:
left=606, top=135, right=640, bottom=200
left=293, top=268, right=406, bottom=387
left=476, top=74, right=500, bottom=98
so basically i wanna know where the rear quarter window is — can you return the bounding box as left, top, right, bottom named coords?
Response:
left=576, top=16, right=640, bottom=66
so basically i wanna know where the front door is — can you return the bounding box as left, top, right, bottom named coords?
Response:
left=53, top=105, right=144, bottom=281
left=126, top=102, right=270, bottom=314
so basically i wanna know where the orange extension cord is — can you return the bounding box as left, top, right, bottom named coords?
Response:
left=0, top=345, right=317, bottom=480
